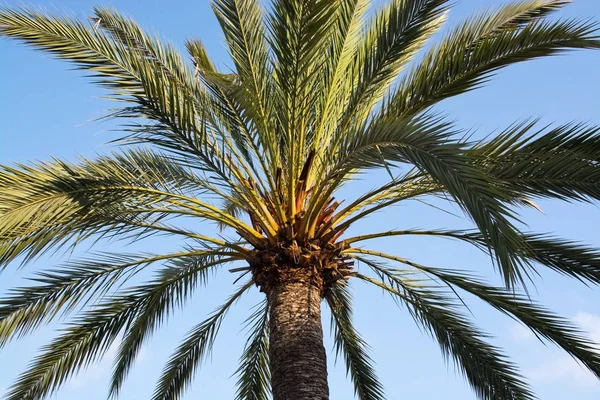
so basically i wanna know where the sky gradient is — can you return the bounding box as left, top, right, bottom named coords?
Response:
left=1, top=1, right=600, bottom=399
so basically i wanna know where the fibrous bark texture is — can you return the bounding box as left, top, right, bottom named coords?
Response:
left=267, top=266, right=329, bottom=400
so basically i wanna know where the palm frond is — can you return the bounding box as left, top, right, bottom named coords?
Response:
left=109, top=254, right=232, bottom=397
left=325, top=282, right=385, bottom=400
left=268, top=0, right=340, bottom=213
left=352, top=249, right=600, bottom=377
left=3, top=253, right=235, bottom=400
left=212, top=0, right=276, bottom=164
left=350, top=229, right=600, bottom=286
left=152, top=280, right=253, bottom=400
left=407, top=264, right=600, bottom=378
left=5, top=293, right=146, bottom=399
left=0, top=251, right=233, bottom=348
left=312, top=0, right=370, bottom=153
left=0, top=7, right=243, bottom=184
left=0, top=150, right=257, bottom=267
left=354, top=263, right=533, bottom=400
left=469, top=120, right=600, bottom=203
left=389, top=2, right=599, bottom=116
left=234, top=300, right=271, bottom=400
left=339, top=0, right=448, bottom=129
left=520, top=234, right=600, bottom=285
left=325, top=115, right=527, bottom=286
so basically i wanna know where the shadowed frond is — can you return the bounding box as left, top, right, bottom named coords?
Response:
left=326, top=283, right=385, bottom=400
left=4, top=253, right=234, bottom=400
left=469, top=120, right=600, bottom=202
left=153, top=280, right=253, bottom=400
left=325, top=115, right=527, bottom=286
left=347, top=228, right=600, bottom=285
left=234, top=300, right=271, bottom=400
left=0, top=251, right=235, bottom=348
left=413, top=265, right=600, bottom=377
left=354, top=262, right=534, bottom=400
left=351, top=249, right=600, bottom=378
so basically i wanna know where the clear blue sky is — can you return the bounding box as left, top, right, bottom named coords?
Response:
left=1, top=1, right=600, bottom=399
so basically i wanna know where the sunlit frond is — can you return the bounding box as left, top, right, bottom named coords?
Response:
left=338, top=0, right=448, bottom=130
left=389, top=2, right=599, bottom=116
left=212, top=0, right=276, bottom=165
left=0, top=149, right=257, bottom=268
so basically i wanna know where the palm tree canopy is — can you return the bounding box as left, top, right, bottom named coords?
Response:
left=1, top=1, right=600, bottom=399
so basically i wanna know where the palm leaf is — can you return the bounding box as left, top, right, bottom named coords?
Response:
left=0, top=150, right=257, bottom=267
left=212, top=0, right=275, bottom=161
left=0, top=251, right=233, bottom=348
left=339, top=0, right=448, bottom=129
left=153, top=280, right=253, bottom=400
left=354, top=264, right=533, bottom=400
left=469, top=120, right=600, bottom=202
left=326, top=115, right=527, bottom=286
left=234, top=300, right=271, bottom=400
left=389, top=2, right=600, bottom=116
left=109, top=254, right=231, bottom=397
left=326, top=282, right=385, bottom=400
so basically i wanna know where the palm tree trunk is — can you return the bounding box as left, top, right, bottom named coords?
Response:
left=267, top=268, right=329, bottom=400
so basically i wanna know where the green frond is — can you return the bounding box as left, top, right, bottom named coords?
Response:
left=390, top=3, right=600, bottom=116
left=351, top=248, right=600, bottom=379
left=234, top=300, right=271, bottom=400
left=0, top=7, right=247, bottom=182
left=312, top=0, right=370, bottom=152
left=185, top=37, right=216, bottom=71
left=109, top=254, right=232, bottom=397
left=0, top=150, right=256, bottom=267
left=5, top=294, right=145, bottom=399
left=4, top=253, right=232, bottom=400
left=269, top=0, right=341, bottom=211
left=153, top=280, right=253, bottom=400
left=91, top=6, right=194, bottom=98
left=0, top=7, right=142, bottom=96
left=408, top=265, right=600, bottom=379
left=351, top=228, right=600, bottom=286
left=339, top=0, right=448, bottom=129
left=326, top=283, right=385, bottom=400
left=0, top=251, right=228, bottom=348
left=327, top=115, right=527, bottom=286
left=354, top=263, right=534, bottom=400
left=184, top=36, right=278, bottom=201
left=212, top=0, right=277, bottom=167
left=469, top=120, right=600, bottom=203
left=520, top=234, right=600, bottom=285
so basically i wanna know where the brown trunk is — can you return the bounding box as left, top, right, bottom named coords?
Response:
left=267, top=267, right=329, bottom=400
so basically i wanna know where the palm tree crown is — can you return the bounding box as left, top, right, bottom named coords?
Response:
left=1, top=1, right=600, bottom=399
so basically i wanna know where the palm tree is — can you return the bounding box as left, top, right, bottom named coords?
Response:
left=1, top=0, right=600, bottom=399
